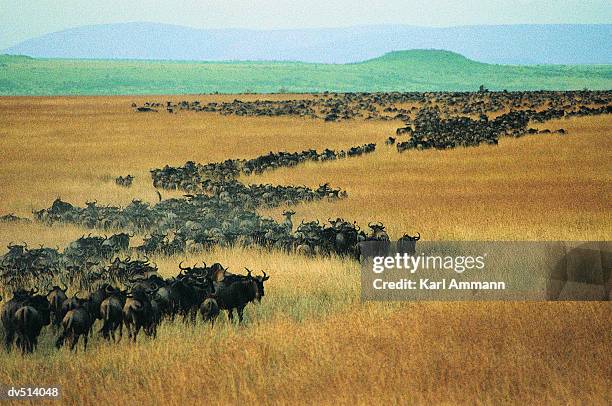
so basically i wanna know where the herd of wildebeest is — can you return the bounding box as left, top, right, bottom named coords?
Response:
left=1, top=90, right=611, bottom=354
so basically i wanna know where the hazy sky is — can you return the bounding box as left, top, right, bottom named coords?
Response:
left=2, top=0, right=611, bottom=49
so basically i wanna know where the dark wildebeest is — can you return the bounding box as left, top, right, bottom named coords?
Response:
left=199, top=298, right=220, bottom=326
left=122, top=287, right=156, bottom=342
left=1, top=288, right=49, bottom=352
left=46, top=284, right=68, bottom=329
left=88, top=283, right=118, bottom=321
left=99, top=290, right=128, bottom=342
left=12, top=292, right=51, bottom=354
left=14, top=296, right=51, bottom=354
left=55, top=297, right=94, bottom=352
left=397, top=232, right=421, bottom=255
left=207, top=268, right=269, bottom=323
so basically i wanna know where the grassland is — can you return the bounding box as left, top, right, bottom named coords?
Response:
left=0, top=96, right=610, bottom=404
left=1, top=50, right=612, bottom=95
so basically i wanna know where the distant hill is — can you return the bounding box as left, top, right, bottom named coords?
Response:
left=3, top=22, right=612, bottom=65
left=1, top=49, right=610, bottom=95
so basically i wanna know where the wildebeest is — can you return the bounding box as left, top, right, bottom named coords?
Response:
left=46, top=284, right=68, bottom=328
left=397, top=232, right=421, bottom=255
left=122, top=287, right=157, bottom=342
left=12, top=293, right=51, bottom=354
left=55, top=297, right=94, bottom=351
left=99, top=290, right=127, bottom=342
left=1, top=288, right=50, bottom=352
left=209, top=268, right=269, bottom=323
left=282, top=210, right=296, bottom=232
left=199, top=298, right=220, bottom=326
left=87, top=283, right=118, bottom=320
left=396, top=125, right=413, bottom=135
left=101, top=233, right=131, bottom=256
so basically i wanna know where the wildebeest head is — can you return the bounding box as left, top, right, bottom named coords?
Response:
left=399, top=232, right=420, bottom=242
left=248, top=269, right=270, bottom=302
left=368, top=222, right=389, bottom=240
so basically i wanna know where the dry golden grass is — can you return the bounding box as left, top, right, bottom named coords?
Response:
left=0, top=96, right=610, bottom=405
left=255, top=115, right=612, bottom=240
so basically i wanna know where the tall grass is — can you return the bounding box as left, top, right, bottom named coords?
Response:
left=0, top=97, right=610, bottom=404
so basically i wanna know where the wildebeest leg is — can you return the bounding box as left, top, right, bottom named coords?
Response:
left=99, top=322, right=108, bottom=340
left=15, top=336, right=23, bottom=354
left=4, top=329, right=15, bottom=352
left=71, top=334, right=79, bottom=351
left=118, top=320, right=123, bottom=342
left=237, top=307, right=245, bottom=324
left=227, top=309, right=234, bottom=322
left=83, top=334, right=88, bottom=351
left=133, top=325, right=141, bottom=342
left=109, top=322, right=116, bottom=342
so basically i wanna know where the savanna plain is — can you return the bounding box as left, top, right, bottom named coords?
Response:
left=0, top=95, right=610, bottom=404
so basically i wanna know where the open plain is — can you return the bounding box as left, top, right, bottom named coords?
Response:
left=0, top=95, right=610, bottom=404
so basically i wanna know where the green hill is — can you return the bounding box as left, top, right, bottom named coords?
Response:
left=0, top=50, right=610, bottom=95
left=362, top=50, right=481, bottom=66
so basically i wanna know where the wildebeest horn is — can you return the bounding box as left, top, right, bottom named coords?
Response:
left=262, top=270, right=269, bottom=281
left=105, top=285, right=115, bottom=294
left=244, top=267, right=252, bottom=277
left=368, top=222, right=374, bottom=228
left=128, top=233, right=135, bottom=237
left=73, top=291, right=82, bottom=299
left=30, top=287, right=39, bottom=295
left=414, top=232, right=420, bottom=241
left=178, top=260, right=189, bottom=270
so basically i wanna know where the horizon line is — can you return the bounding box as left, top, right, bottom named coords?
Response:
left=4, top=21, right=611, bottom=51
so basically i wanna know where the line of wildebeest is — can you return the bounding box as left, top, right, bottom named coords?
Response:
left=1, top=259, right=270, bottom=354
left=135, top=90, right=611, bottom=151
left=133, top=89, right=611, bottom=122
left=0, top=139, right=415, bottom=355
left=2, top=90, right=611, bottom=355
